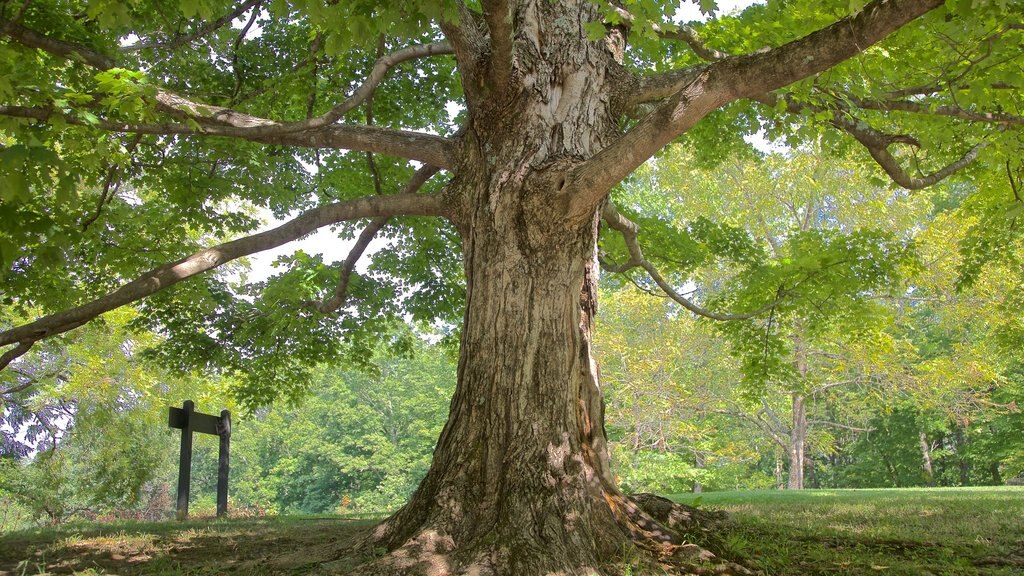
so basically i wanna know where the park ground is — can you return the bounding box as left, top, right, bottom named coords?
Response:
left=1, top=487, right=1022, bottom=575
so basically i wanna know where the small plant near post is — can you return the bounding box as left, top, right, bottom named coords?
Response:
left=168, top=400, right=232, bottom=520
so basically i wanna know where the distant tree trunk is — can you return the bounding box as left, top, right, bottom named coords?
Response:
left=775, top=452, right=785, bottom=489
left=693, top=450, right=705, bottom=493
left=806, top=453, right=819, bottom=489
left=919, top=431, right=936, bottom=487
left=990, top=461, right=1003, bottom=485
left=787, top=393, right=807, bottom=490
left=935, top=430, right=947, bottom=483
left=954, top=426, right=971, bottom=486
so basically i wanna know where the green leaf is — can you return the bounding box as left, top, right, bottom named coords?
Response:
left=584, top=21, right=607, bottom=41
left=0, top=170, right=28, bottom=202
left=699, top=0, right=718, bottom=14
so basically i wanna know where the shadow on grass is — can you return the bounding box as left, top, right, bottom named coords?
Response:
left=669, top=487, right=1024, bottom=576
left=0, top=515, right=382, bottom=575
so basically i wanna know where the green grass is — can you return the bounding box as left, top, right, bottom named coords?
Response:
left=668, top=486, right=1024, bottom=576
left=2, top=489, right=1022, bottom=575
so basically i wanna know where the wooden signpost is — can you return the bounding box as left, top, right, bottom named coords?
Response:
left=168, top=400, right=231, bottom=520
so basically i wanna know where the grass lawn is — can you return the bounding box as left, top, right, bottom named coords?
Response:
left=669, top=486, right=1024, bottom=575
left=1, top=488, right=1021, bottom=575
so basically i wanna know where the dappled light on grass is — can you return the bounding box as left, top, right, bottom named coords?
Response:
left=669, top=487, right=1024, bottom=575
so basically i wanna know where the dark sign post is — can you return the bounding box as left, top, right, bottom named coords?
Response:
left=168, top=400, right=231, bottom=520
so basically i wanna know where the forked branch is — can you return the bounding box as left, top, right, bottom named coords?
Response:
left=0, top=194, right=447, bottom=366
left=601, top=203, right=780, bottom=321
left=289, top=41, right=454, bottom=131
left=313, top=165, right=441, bottom=314
left=0, top=19, right=455, bottom=165
left=120, top=0, right=264, bottom=53
left=569, top=0, right=945, bottom=217
left=753, top=93, right=989, bottom=190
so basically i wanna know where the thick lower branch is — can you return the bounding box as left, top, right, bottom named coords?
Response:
left=313, top=165, right=441, bottom=313
left=0, top=193, right=447, bottom=357
left=574, top=0, right=945, bottom=216
left=0, top=105, right=455, bottom=167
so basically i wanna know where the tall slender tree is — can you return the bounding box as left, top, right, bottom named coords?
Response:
left=0, top=0, right=1020, bottom=573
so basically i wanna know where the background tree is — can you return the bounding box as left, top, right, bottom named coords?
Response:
left=619, top=144, right=930, bottom=489
left=0, top=306, right=224, bottom=525
left=596, top=287, right=775, bottom=494
left=227, top=329, right=456, bottom=515
left=1, top=0, right=1021, bottom=573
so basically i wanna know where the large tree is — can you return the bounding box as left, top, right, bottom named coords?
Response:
left=0, top=0, right=1020, bottom=573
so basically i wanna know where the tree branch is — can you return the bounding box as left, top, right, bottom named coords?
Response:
left=481, top=0, right=513, bottom=92
left=712, top=407, right=788, bottom=447
left=0, top=193, right=447, bottom=361
left=807, top=420, right=873, bottom=433
left=0, top=16, right=115, bottom=69
left=120, top=0, right=264, bottom=53
left=659, top=24, right=731, bottom=62
left=437, top=2, right=489, bottom=108
left=753, top=93, right=988, bottom=190
left=0, top=20, right=456, bottom=165
left=314, top=158, right=442, bottom=312
left=606, top=4, right=730, bottom=64
left=0, top=341, right=34, bottom=371
left=0, top=104, right=455, bottom=168
left=298, top=41, right=454, bottom=130
left=568, top=0, right=945, bottom=217
left=1, top=377, right=40, bottom=396
left=841, top=93, right=1024, bottom=126
left=601, top=203, right=781, bottom=321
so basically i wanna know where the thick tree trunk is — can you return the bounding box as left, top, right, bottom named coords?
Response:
left=340, top=3, right=740, bottom=574
left=362, top=202, right=625, bottom=573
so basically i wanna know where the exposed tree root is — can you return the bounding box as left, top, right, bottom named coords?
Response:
left=317, top=493, right=756, bottom=576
